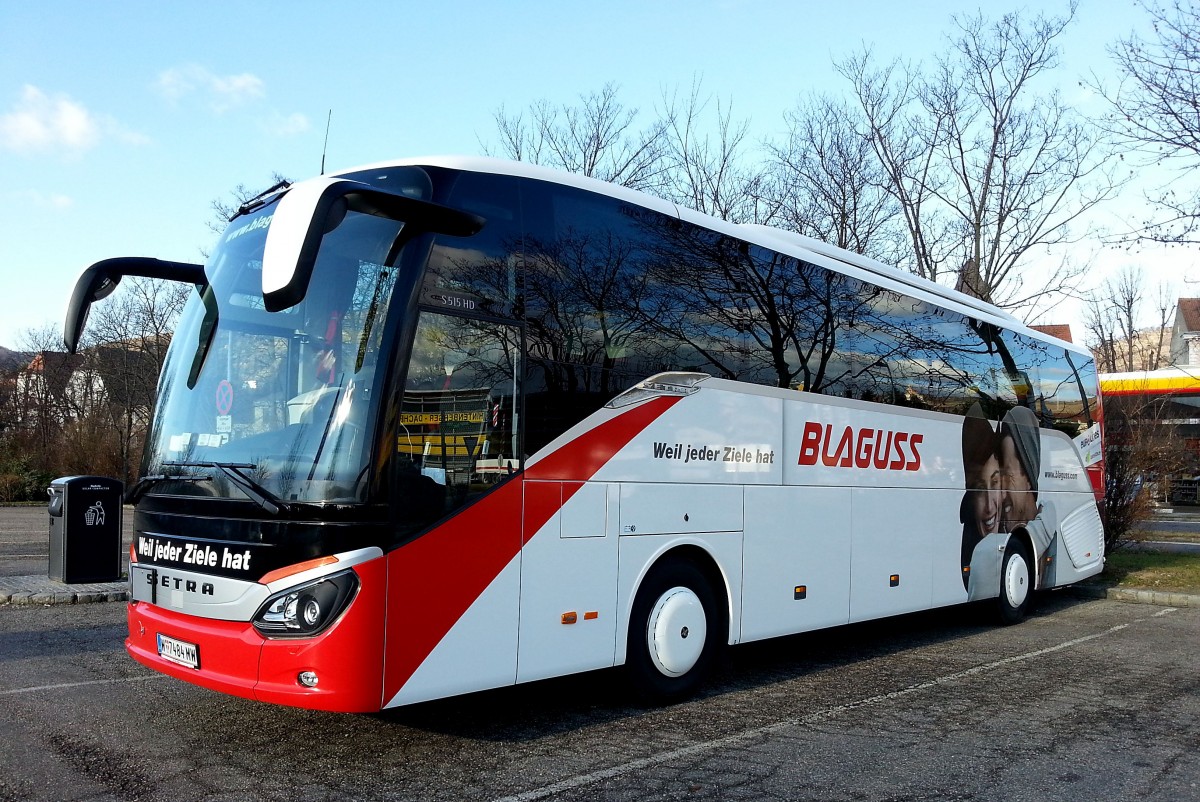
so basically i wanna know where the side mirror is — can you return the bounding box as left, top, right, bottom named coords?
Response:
left=65, top=258, right=206, bottom=353
left=261, top=177, right=485, bottom=312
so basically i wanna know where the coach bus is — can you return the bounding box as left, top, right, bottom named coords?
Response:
left=65, top=156, right=1106, bottom=712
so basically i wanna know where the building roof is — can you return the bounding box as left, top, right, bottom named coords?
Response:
left=1100, top=366, right=1200, bottom=396
left=1028, top=324, right=1073, bottom=343
left=1177, top=298, right=1200, bottom=333
left=19, top=351, right=83, bottom=404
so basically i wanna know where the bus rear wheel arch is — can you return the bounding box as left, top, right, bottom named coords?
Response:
left=625, top=556, right=726, bottom=704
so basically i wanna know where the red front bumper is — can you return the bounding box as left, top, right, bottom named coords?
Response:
left=125, top=558, right=386, bottom=713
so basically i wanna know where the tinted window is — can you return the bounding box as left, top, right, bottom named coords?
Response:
left=394, top=311, right=521, bottom=536
left=519, top=182, right=685, bottom=454
left=844, top=287, right=995, bottom=414
left=992, top=331, right=1096, bottom=436
left=1071, top=353, right=1100, bottom=427
left=421, top=171, right=523, bottom=319
left=490, top=174, right=1091, bottom=459
left=639, top=234, right=863, bottom=391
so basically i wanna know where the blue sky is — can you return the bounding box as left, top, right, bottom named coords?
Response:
left=0, top=0, right=1183, bottom=349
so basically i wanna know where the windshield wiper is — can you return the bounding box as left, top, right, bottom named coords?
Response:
left=163, top=461, right=289, bottom=516
left=231, top=180, right=291, bottom=221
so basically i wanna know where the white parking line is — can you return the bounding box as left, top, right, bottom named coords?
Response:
left=491, top=613, right=1173, bottom=802
left=0, top=675, right=169, bottom=696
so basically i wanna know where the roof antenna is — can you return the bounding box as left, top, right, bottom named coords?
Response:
left=320, top=110, right=332, bottom=175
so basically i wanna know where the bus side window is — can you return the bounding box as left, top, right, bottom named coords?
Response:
left=996, top=330, right=1085, bottom=434
left=395, top=311, right=521, bottom=534
left=520, top=181, right=664, bottom=456
left=843, top=287, right=996, bottom=415
left=421, top=170, right=524, bottom=319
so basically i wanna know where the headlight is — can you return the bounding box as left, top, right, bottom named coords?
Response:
left=252, top=569, right=358, bottom=638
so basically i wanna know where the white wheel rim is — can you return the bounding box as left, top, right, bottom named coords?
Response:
left=646, top=586, right=707, bottom=677
left=1003, top=551, right=1030, bottom=608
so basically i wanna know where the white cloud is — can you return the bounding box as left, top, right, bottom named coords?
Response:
left=0, top=85, right=148, bottom=156
left=107, top=122, right=152, bottom=147
left=156, top=64, right=266, bottom=112
left=26, top=190, right=74, bottom=209
left=261, top=111, right=310, bottom=137
left=0, top=85, right=99, bottom=155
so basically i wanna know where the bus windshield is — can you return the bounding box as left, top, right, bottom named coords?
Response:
left=143, top=200, right=405, bottom=505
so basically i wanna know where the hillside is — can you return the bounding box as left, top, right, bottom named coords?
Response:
left=0, top=346, right=30, bottom=372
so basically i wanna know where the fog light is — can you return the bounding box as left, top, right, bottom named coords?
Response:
left=298, top=671, right=319, bottom=688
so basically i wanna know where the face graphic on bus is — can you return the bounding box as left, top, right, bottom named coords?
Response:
left=998, top=406, right=1041, bottom=531
left=999, top=432, right=1038, bottom=528
left=968, top=453, right=1003, bottom=536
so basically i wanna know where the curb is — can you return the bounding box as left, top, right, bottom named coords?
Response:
left=0, top=576, right=128, bottom=606
left=1066, top=584, right=1200, bottom=608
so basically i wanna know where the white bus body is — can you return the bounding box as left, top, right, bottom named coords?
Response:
left=69, top=156, right=1105, bottom=712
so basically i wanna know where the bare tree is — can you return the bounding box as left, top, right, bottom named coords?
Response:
left=1113, top=265, right=1142, bottom=371
left=1093, top=0, right=1200, bottom=245
left=1083, top=264, right=1172, bottom=372
left=0, top=277, right=191, bottom=492
left=657, top=80, right=771, bottom=224
left=11, top=325, right=80, bottom=476
left=765, top=94, right=905, bottom=261
left=1084, top=292, right=1119, bottom=374
left=0, top=326, right=80, bottom=500
left=1101, top=397, right=1184, bottom=547
left=485, top=83, right=671, bottom=192
left=78, top=278, right=190, bottom=482
left=837, top=3, right=1121, bottom=312
left=1149, top=282, right=1173, bottom=369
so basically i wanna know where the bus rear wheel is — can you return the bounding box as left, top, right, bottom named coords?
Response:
left=625, top=560, right=723, bottom=704
left=995, top=538, right=1033, bottom=625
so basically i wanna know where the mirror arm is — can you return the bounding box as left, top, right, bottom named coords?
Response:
left=64, top=257, right=206, bottom=353
left=262, top=179, right=485, bottom=312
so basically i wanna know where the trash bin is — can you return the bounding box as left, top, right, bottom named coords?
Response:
left=48, top=476, right=123, bottom=583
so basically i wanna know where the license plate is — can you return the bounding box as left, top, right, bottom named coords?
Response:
left=156, top=633, right=200, bottom=669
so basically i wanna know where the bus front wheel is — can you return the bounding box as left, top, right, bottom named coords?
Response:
left=995, top=538, right=1033, bottom=625
left=625, top=560, right=723, bottom=704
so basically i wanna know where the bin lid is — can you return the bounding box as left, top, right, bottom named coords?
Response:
left=50, top=475, right=124, bottom=489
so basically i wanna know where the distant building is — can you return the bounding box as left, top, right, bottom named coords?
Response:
left=1100, top=299, right=1200, bottom=506
left=1169, top=298, right=1200, bottom=367
left=1028, top=323, right=1073, bottom=343
left=13, top=350, right=83, bottom=426
left=13, top=341, right=161, bottom=429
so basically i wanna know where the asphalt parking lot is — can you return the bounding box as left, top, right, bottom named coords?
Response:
left=2, top=571, right=1198, bottom=800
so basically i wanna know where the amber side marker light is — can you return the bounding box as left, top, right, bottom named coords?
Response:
left=889, top=574, right=900, bottom=587
left=584, top=611, right=599, bottom=620
left=561, top=612, right=578, bottom=625
left=260, top=556, right=339, bottom=585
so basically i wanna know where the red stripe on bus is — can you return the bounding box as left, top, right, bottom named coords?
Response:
left=383, top=395, right=681, bottom=702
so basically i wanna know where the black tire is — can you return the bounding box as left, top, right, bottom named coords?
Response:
left=995, top=537, right=1033, bottom=626
left=625, top=560, right=725, bottom=704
